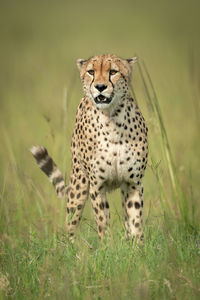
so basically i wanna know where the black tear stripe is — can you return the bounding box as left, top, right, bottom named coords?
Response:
left=89, top=64, right=95, bottom=91
left=89, top=75, right=94, bottom=93
left=109, top=73, right=115, bottom=89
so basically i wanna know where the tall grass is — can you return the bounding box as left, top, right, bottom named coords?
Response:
left=138, top=61, right=194, bottom=227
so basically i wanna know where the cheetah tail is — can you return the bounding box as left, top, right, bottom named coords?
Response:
left=30, top=145, right=66, bottom=199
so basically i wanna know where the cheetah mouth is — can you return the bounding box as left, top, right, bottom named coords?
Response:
left=94, top=95, right=113, bottom=104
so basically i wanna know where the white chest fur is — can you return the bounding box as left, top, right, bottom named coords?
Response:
left=92, top=109, right=141, bottom=188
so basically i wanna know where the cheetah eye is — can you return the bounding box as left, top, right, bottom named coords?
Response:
left=87, top=70, right=94, bottom=76
left=110, top=70, right=118, bottom=76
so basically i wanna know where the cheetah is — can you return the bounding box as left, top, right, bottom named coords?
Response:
left=31, top=54, right=148, bottom=242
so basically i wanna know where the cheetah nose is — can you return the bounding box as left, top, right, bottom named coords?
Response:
left=95, top=84, right=107, bottom=92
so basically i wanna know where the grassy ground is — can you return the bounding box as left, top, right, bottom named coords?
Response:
left=0, top=0, right=200, bottom=299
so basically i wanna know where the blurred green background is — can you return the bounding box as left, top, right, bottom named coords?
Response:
left=0, top=0, right=200, bottom=298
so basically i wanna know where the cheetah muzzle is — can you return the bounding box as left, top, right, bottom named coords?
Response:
left=94, top=94, right=113, bottom=105
left=31, top=54, right=148, bottom=245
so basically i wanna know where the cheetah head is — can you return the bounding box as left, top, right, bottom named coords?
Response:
left=77, top=54, right=137, bottom=110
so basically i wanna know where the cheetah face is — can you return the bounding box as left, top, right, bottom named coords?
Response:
left=77, top=54, right=137, bottom=110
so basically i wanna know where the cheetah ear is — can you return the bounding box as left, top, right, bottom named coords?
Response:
left=126, top=57, right=138, bottom=66
left=76, top=59, right=88, bottom=71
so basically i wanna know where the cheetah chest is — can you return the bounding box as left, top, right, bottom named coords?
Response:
left=95, top=142, right=140, bottom=182
left=92, top=124, right=145, bottom=187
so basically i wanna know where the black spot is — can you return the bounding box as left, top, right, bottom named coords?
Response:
left=70, top=192, right=74, bottom=199
left=72, top=220, right=77, bottom=225
left=99, top=216, right=103, bottom=221
left=135, top=222, right=140, bottom=228
left=128, top=167, right=133, bottom=172
left=94, top=207, right=98, bottom=214
left=105, top=202, right=109, bottom=209
left=98, top=185, right=103, bottom=191
left=99, top=168, right=105, bottom=173
left=90, top=193, right=95, bottom=200
left=77, top=193, right=81, bottom=199
left=130, top=174, right=134, bottom=179
left=141, top=200, right=144, bottom=207
left=77, top=205, right=82, bottom=210
left=98, top=225, right=102, bottom=233
left=134, top=202, right=140, bottom=209
left=127, top=201, right=133, bottom=208
left=99, top=202, right=105, bottom=210
left=76, top=184, right=80, bottom=190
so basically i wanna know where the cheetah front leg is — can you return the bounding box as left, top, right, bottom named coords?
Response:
left=89, top=185, right=110, bottom=239
left=65, top=167, right=89, bottom=242
left=120, top=182, right=144, bottom=242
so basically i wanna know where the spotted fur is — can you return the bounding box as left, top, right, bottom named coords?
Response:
left=31, top=54, right=148, bottom=243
